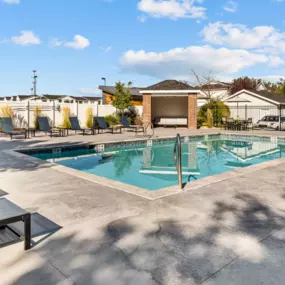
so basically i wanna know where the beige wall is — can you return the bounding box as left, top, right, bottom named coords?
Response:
left=151, top=96, right=188, bottom=118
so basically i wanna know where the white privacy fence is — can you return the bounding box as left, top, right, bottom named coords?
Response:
left=0, top=101, right=143, bottom=128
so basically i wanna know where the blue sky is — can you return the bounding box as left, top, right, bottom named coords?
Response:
left=0, top=0, right=284, bottom=96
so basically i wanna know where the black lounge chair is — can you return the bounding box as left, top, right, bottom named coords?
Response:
left=69, top=116, right=95, bottom=136
left=0, top=198, right=31, bottom=250
left=38, top=116, right=62, bottom=137
left=93, top=117, right=122, bottom=134
left=120, top=116, right=144, bottom=134
left=0, top=117, right=27, bottom=140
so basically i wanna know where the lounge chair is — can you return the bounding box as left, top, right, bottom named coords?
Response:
left=0, top=117, right=27, bottom=140
left=38, top=116, right=62, bottom=137
left=69, top=116, right=95, bottom=136
left=93, top=117, right=122, bottom=134
left=120, top=116, right=144, bottom=134
left=0, top=198, right=31, bottom=250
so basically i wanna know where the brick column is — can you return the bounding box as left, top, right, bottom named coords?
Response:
left=143, top=94, right=152, bottom=125
left=188, top=94, right=197, bottom=129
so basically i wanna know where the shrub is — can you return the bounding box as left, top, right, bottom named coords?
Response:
left=206, top=108, right=213, bottom=128
left=86, top=107, right=93, bottom=128
left=62, top=106, right=71, bottom=128
left=33, top=105, right=43, bottom=130
left=0, top=105, right=13, bottom=119
left=198, top=100, right=230, bottom=128
left=104, top=114, right=120, bottom=127
left=123, top=106, right=139, bottom=124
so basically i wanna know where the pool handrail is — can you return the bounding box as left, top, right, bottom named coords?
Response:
left=174, top=133, right=183, bottom=189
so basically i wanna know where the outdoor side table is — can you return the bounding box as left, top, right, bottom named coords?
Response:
left=0, top=198, right=31, bottom=250
left=28, top=128, right=36, bottom=138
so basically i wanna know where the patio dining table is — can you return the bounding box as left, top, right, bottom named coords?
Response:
left=225, top=119, right=250, bottom=131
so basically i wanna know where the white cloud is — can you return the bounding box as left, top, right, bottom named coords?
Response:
left=99, top=45, right=112, bottom=52
left=138, top=15, right=147, bottom=22
left=202, top=22, right=285, bottom=52
left=137, top=0, right=206, bottom=20
left=49, top=35, right=90, bottom=49
left=64, top=35, right=90, bottom=49
left=120, top=45, right=268, bottom=79
left=11, top=31, right=40, bottom=46
left=223, top=0, right=237, bottom=13
left=2, top=0, right=20, bottom=4
left=268, top=55, right=285, bottom=67
left=259, top=75, right=285, bottom=82
left=77, top=88, right=101, bottom=96
left=49, top=38, right=63, bottom=48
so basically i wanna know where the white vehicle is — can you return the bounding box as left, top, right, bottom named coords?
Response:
left=256, top=115, right=285, bottom=130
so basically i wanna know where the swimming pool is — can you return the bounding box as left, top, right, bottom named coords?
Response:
left=29, top=135, right=285, bottom=191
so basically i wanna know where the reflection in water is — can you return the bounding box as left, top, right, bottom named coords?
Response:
left=113, top=149, right=141, bottom=177
left=33, top=138, right=285, bottom=190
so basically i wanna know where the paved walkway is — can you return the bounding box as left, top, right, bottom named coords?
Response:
left=1, top=129, right=285, bottom=284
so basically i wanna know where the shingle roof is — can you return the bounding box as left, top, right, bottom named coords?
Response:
left=40, top=94, right=65, bottom=100
left=250, top=90, right=285, bottom=104
left=144, top=80, right=198, bottom=91
left=18, top=95, right=36, bottom=100
left=82, top=96, right=101, bottom=101
left=98, top=86, right=143, bottom=98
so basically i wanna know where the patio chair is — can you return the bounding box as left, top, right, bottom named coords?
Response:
left=226, top=118, right=235, bottom=131
left=0, top=117, right=27, bottom=140
left=69, top=116, right=95, bottom=136
left=0, top=198, right=31, bottom=250
left=246, top=118, right=254, bottom=131
left=93, top=117, right=122, bottom=134
left=38, top=116, right=62, bottom=137
left=120, top=116, right=144, bottom=134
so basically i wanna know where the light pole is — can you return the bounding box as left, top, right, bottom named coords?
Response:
left=33, top=70, right=37, bottom=96
left=101, top=77, right=106, bottom=86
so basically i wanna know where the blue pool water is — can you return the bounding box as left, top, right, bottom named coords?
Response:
left=32, top=136, right=285, bottom=190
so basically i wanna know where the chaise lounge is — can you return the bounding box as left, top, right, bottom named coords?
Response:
left=93, top=117, right=122, bottom=134
left=69, top=116, right=95, bottom=136
left=0, top=117, right=27, bottom=140
left=0, top=198, right=31, bottom=250
left=38, top=116, right=62, bottom=137
left=120, top=116, right=144, bottom=134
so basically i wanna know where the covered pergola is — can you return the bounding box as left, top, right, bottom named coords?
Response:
left=140, top=80, right=202, bottom=129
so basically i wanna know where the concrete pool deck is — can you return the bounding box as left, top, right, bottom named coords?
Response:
left=1, top=128, right=285, bottom=284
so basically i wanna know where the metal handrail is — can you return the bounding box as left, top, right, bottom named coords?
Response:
left=174, top=133, right=182, bottom=189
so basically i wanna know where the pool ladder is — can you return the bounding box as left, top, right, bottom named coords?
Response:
left=174, top=134, right=183, bottom=189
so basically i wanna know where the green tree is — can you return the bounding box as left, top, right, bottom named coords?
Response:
left=198, top=99, right=230, bottom=128
left=229, top=77, right=260, bottom=95
left=277, top=78, right=285, bottom=94
left=112, top=81, right=133, bottom=114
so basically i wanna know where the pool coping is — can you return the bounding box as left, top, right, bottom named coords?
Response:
left=6, top=132, right=285, bottom=200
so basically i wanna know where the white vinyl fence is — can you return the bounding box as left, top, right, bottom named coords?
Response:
left=0, top=101, right=143, bottom=128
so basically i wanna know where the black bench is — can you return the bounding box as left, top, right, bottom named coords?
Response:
left=0, top=198, right=31, bottom=250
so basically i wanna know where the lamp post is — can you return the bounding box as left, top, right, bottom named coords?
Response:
left=101, top=77, right=106, bottom=86
left=32, top=70, right=37, bottom=96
